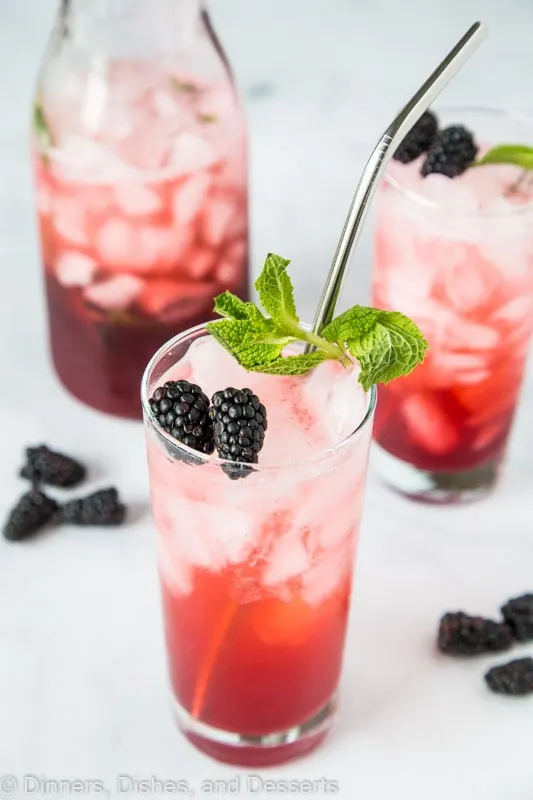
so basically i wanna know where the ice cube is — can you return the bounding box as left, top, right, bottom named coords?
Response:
left=208, top=504, right=255, bottom=564
left=53, top=197, right=88, bottom=246
left=83, top=275, right=143, bottom=310
left=185, top=335, right=252, bottom=398
left=156, top=533, right=193, bottom=596
left=262, top=535, right=310, bottom=587
left=114, top=183, right=163, bottom=216
left=301, top=541, right=351, bottom=606
left=137, top=223, right=192, bottom=271
left=55, top=252, right=96, bottom=287
left=96, top=218, right=190, bottom=273
left=139, top=278, right=216, bottom=320
left=203, top=197, right=236, bottom=246
left=421, top=174, right=477, bottom=212
left=472, top=422, right=504, bottom=452
left=171, top=133, right=218, bottom=175
left=172, top=173, right=211, bottom=225
left=445, top=318, right=500, bottom=351
left=301, top=360, right=367, bottom=444
left=96, top=218, right=136, bottom=270
left=225, top=238, right=247, bottom=266
left=493, top=295, right=533, bottom=325
left=155, top=493, right=245, bottom=571
left=188, top=247, right=216, bottom=280
left=120, top=120, right=175, bottom=171
left=290, top=470, right=361, bottom=554
left=402, top=393, right=459, bottom=454
left=37, top=185, right=52, bottom=215
left=52, top=135, right=128, bottom=183
left=440, top=252, right=503, bottom=314
left=216, top=258, right=240, bottom=286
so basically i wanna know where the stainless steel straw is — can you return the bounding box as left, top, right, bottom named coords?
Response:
left=308, top=21, right=488, bottom=340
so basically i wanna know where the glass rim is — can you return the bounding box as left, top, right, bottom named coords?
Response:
left=384, top=105, right=533, bottom=218
left=140, top=323, right=377, bottom=473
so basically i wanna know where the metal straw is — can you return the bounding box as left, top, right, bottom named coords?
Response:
left=308, top=21, right=488, bottom=340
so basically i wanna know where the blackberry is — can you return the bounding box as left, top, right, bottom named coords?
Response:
left=501, top=594, right=533, bottom=642
left=485, top=658, right=533, bottom=696
left=421, top=125, right=478, bottom=178
left=149, top=380, right=214, bottom=456
left=209, top=387, right=267, bottom=480
left=437, top=612, right=513, bottom=656
left=3, top=490, right=58, bottom=541
left=60, top=488, right=126, bottom=526
left=20, top=445, right=86, bottom=488
left=393, top=111, right=438, bottom=164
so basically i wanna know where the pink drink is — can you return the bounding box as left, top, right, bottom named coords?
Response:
left=142, top=327, right=375, bottom=765
left=33, top=6, right=248, bottom=419
left=372, top=108, right=533, bottom=501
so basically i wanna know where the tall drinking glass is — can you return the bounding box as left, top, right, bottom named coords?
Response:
left=141, top=325, right=376, bottom=766
left=372, top=108, right=533, bottom=503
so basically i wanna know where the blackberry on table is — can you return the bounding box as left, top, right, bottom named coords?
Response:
left=485, top=658, right=533, bottom=696
left=421, top=125, right=478, bottom=178
left=3, top=490, right=58, bottom=541
left=501, top=594, right=533, bottom=642
left=393, top=110, right=438, bottom=164
left=437, top=611, right=513, bottom=656
left=149, top=380, right=214, bottom=456
left=209, top=387, right=267, bottom=480
left=60, top=487, right=126, bottom=526
left=20, top=445, right=86, bottom=488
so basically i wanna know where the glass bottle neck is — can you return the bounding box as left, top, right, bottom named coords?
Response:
left=58, top=0, right=205, bottom=56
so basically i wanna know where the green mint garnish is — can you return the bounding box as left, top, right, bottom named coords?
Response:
left=207, top=254, right=428, bottom=389
left=197, top=112, right=218, bottom=125
left=170, top=78, right=199, bottom=94
left=32, top=101, right=54, bottom=157
left=473, top=144, right=533, bottom=171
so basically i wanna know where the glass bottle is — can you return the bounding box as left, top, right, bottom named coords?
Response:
left=32, top=0, right=249, bottom=418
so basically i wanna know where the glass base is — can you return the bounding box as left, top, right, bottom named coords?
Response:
left=172, top=694, right=336, bottom=767
left=373, top=445, right=501, bottom=504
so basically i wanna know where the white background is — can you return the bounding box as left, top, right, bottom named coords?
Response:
left=0, top=1, right=532, bottom=798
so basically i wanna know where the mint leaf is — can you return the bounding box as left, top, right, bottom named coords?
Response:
left=170, top=78, right=198, bottom=94
left=474, top=144, right=533, bottom=171
left=255, top=253, right=299, bottom=330
left=322, top=307, right=428, bottom=391
left=208, top=255, right=428, bottom=386
left=206, top=319, right=280, bottom=370
left=251, top=351, right=328, bottom=376
left=197, top=113, right=217, bottom=124
left=33, top=101, right=54, bottom=155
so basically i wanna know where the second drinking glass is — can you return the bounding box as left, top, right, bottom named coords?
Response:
left=372, top=107, right=533, bottom=502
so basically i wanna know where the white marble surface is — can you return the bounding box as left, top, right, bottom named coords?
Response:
left=1, top=1, right=533, bottom=798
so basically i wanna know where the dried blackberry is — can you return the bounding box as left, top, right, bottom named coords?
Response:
left=485, top=658, right=533, bottom=696
left=20, top=445, right=86, bottom=488
left=60, top=488, right=126, bottom=526
left=149, top=380, right=214, bottom=456
left=3, top=490, right=58, bottom=541
left=437, top=611, right=513, bottom=656
left=501, top=594, right=533, bottom=642
left=421, top=125, right=478, bottom=178
left=393, top=111, right=438, bottom=163
left=209, top=387, right=267, bottom=480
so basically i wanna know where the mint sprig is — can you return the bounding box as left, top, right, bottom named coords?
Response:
left=473, top=144, right=533, bottom=171
left=207, top=254, right=428, bottom=388
left=32, top=100, right=54, bottom=158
